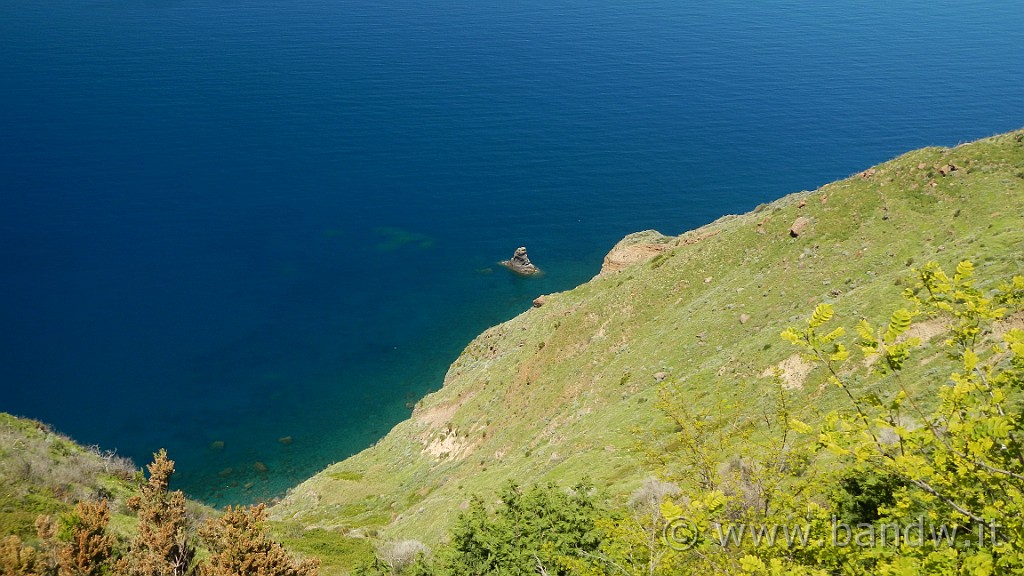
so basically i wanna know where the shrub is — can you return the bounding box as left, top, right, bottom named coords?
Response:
left=199, top=504, right=318, bottom=576
left=118, top=449, right=198, bottom=576
left=442, top=482, right=602, bottom=576
left=56, top=499, right=115, bottom=576
left=377, top=540, right=429, bottom=575
left=0, top=534, right=44, bottom=575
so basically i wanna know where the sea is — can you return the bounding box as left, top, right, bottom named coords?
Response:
left=1, top=0, right=1021, bottom=505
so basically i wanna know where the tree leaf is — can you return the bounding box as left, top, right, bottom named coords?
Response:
left=809, top=303, right=833, bottom=329
left=883, top=308, right=913, bottom=343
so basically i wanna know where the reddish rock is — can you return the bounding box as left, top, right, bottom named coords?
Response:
left=599, top=230, right=672, bottom=275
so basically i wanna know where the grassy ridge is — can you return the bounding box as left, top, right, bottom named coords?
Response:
left=0, top=414, right=220, bottom=546
left=0, top=413, right=140, bottom=541
left=268, top=129, right=1024, bottom=572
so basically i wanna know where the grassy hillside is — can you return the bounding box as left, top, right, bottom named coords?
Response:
left=268, top=129, right=1024, bottom=572
left=0, top=420, right=322, bottom=576
left=0, top=414, right=222, bottom=544
left=0, top=413, right=140, bottom=541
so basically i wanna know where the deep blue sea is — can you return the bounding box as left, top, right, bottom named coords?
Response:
left=2, top=0, right=1021, bottom=504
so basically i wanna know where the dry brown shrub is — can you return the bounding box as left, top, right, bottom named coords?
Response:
left=0, top=534, right=45, bottom=575
left=117, top=450, right=198, bottom=576
left=57, top=500, right=115, bottom=576
left=199, top=504, right=318, bottom=576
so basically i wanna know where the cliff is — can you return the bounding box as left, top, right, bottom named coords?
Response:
left=269, top=129, right=1024, bottom=565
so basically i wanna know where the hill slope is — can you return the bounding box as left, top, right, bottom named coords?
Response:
left=0, top=413, right=140, bottom=540
left=278, top=130, right=1024, bottom=563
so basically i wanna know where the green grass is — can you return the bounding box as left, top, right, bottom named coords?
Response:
left=272, top=525, right=377, bottom=576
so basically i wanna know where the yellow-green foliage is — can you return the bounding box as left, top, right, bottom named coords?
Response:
left=411, top=262, right=1024, bottom=576
left=655, top=261, right=1024, bottom=573
left=743, top=261, right=1024, bottom=574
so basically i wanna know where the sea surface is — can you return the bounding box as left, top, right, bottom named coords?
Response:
left=1, top=0, right=1021, bottom=504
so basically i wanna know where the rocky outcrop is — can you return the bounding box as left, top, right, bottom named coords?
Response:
left=599, top=230, right=674, bottom=275
left=789, top=216, right=810, bottom=237
left=499, top=247, right=540, bottom=276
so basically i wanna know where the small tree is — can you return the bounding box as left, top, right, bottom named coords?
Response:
left=0, top=534, right=45, bottom=576
left=442, top=482, right=602, bottom=576
left=563, top=479, right=684, bottom=576
left=778, top=261, right=1024, bottom=573
left=118, top=449, right=197, bottom=576
left=198, top=504, right=318, bottom=576
left=57, top=499, right=116, bottom=576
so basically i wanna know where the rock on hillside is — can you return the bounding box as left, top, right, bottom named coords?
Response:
left=599, top=230, right=676, bottom=275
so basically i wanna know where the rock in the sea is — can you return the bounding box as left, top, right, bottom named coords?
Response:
left=253, top=461, right=269, bottom=473
left=789, top=216, right=811, bottom=237
left=499, top=246, right=540, bottom=276
left=278, top=436, right=293, bottom=445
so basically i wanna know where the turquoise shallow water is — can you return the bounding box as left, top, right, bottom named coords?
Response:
left=1, top=0, right=1022, bottom=504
